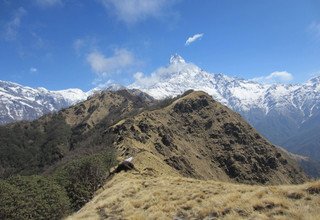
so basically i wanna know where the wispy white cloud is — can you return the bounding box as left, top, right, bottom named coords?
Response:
left=73, top=38, right=86, bottom=54
left=252, top=71, right=293, bottom=84
left=72, top=36, right=98, bottom=56
left=30, top=31, right=46, bottom=49
left=99, top=0, right=176, bottom=24
left=4, top=7, right=27, bottom=41
left=185, top=33, right=204, bottom=46
left=30, top=67, right=38, bottom=73
left=34, top=0, right=62, bottom=8
left=308, top=21, right=320, bottom=40
left=86, top=49, right=136, bottom=77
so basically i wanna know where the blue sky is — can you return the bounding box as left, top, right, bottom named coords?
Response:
left=0, top=0, right=320, bottom=91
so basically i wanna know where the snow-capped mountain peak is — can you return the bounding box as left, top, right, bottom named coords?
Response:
left=170, top=54, right=186, bottom=64
left=130, top=55, right=268, bottom=109
left=53, top=88, right=88, bottom=105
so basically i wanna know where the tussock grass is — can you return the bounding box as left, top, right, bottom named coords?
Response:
left=306, top=181, right=320, bottom=195
left=66, top=173, right=320, bottom=220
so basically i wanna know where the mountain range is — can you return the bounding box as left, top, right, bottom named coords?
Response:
left=1, top=89, right=315, bottom=219
left=130, top=55, right=320, bottom=162
left=0, top=80, right=87, bottom=124
left=0, top=55, right=319, bottom=161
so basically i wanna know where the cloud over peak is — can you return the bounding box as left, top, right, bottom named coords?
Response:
left=185, top=33, right=204, bottom=46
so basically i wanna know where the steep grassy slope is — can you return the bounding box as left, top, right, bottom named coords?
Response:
left=0, top=90, right=155, bottom=178
left=67, top=173, right=320, bottom=220
left=109, top=91, right=306, bottom=184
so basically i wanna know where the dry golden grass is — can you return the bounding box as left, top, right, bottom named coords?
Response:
left=66, top=173, right=320, bottom=220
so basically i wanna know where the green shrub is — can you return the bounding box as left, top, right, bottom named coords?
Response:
left=0, top=113, right=72, bottom=178
left=0, top=175, right=70, bottom=220
left=53, top=150, right=116, bottom=210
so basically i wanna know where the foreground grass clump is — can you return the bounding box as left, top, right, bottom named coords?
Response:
left=0, top=175, right=70, bottom=220
left=67, top=173, right=320, bottom=220
left=306, top=181, right=320, bottom=195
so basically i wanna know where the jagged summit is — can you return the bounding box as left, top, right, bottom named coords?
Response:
left=169, top=54, right=186, bottom=64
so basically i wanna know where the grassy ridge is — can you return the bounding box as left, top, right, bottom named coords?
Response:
left=68, top=173, right=320, bottom=220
